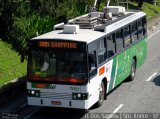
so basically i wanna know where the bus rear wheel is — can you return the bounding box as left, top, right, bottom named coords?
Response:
left=96, top=82, right=105, bottom=107
left=128, top=59, right=136, bottom=81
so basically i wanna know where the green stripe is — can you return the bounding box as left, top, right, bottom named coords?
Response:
left=108, top=57, right=117, bottom=92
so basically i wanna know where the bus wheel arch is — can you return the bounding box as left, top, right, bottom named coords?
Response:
left=133, top=56, right=137, bottom=68
left=128, top=57, right=137, bottom=81
left=95, top=78, right=107, bottom=107
left=102, top=78, right=107, bottom=100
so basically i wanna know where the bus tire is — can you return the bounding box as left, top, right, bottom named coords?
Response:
left=96, top=82, right=105, bottom=107
left=128, top=59, right=136, bottom=81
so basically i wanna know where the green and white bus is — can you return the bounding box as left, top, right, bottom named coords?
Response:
left=25, top=6, right=147, bottom=109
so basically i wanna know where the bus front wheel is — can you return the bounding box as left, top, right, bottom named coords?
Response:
left=96, top=82, right=105, bottom=107
left=128, top=59, right=136, bottom=81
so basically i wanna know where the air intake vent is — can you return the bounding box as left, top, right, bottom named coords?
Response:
left=107, top=6, right=125, bottom=15
left=63, top=25, right=79, bottom=34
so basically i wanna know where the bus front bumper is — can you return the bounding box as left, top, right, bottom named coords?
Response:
left=27, top=97, right=90, bottom=109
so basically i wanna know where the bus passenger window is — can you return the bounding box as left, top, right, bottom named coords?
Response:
left=98, top=38, right=107, bottom=64
left=88, top=51, right=97, bottom=77
left=124, top=25, right=131, bottom=47
left=131, top=22, right=138, bottom=42
left=108, top=49, right=115, bottom=58
left=116, top=29, right=124, bottom=53
left=138, top=19, right=144, bottom=39
left=107, top=34, right=116, bottom=58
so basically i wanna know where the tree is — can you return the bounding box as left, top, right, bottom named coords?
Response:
left=137, top=0, right=144, bottom=9
left=0, top=0, right=13, bottom=40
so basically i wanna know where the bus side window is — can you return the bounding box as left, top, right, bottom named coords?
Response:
left=108, top=49, right=115, bottom=58
left=131, top=21, right=138, bottom=42
left=98, top=37, right=107, bottom=64
left=142, top=16, right=147, bottom=36
left=107, top=34, right=116, bottom=58
left=138, top=19, right=144, bottom=40
left=124, top=25, right=131, bottom=47
left=116, top=29, right=124, bottom=53
left=89, top=51, right=97, bottom=77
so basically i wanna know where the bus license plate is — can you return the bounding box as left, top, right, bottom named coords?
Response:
left=51, top=101, right=61, bottom=105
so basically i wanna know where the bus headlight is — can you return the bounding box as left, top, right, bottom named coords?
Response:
left=77, top=94, right=81, bottom=98
left=31, top=91, right=35, bottom=95
left=28, top=90, right=40, bottom=97
left=72, top=93, right=88, bottom=100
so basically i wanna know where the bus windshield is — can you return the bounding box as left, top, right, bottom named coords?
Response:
left=28, top=50, right=87, bottom=84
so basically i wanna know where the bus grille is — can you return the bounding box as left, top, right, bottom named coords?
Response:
left=40, top=92, right=72, bottom=100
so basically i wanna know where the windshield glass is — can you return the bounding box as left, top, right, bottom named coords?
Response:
left=28, top=50, right=87, bottom=84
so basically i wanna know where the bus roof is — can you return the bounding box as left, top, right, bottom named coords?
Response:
left=31, top=10, right=146, bottom=44
left=32, top=29, right=106, bottom=43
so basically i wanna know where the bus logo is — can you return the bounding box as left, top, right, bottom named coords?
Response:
left=99, top=66, right=105, bottom=76
left=106, top=67, right=109, bottom=73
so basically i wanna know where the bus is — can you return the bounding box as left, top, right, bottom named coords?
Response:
left=24, top=6, right=147, bottom=109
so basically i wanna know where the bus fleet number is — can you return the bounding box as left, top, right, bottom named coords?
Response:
left=70, top=87, right=80, bottom=91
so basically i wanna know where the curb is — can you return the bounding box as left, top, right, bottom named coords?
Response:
left=0, top=76, right=26, bottom=105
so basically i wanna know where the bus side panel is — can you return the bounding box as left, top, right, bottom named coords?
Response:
left=105, top=49, right=133, bottom=93
left=136, top=38, right=147, bottom=68
left=108, top=38, right=147, bottom=91
left=117, top=51, right=126, bottom=84
left=124, top=48, right=132, bottom=79
left=106, top=58, right=116, bottom=92
left=142, top=38, right=147, bottom=64
left=113, top=51, right=130, bottom=88
left=87, top=75, right=101, bottom=107
left=87, top=60, right=114, bottom=106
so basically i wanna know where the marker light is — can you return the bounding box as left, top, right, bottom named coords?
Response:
left=73, top=94, right=77, bottom=99
left=27, top=90, right=40, bottom=97
left=72, top=93, right=88, bottom=100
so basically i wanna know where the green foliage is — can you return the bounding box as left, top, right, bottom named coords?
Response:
left=0, top=40, right=26, bottom=86
left=142, top=2, right=160, bottom=19
left=1, top=0, right=160, bottom=51
left=129, top=1, right=160, bottom=19
left=30, top=0, right=56, bottom=16
left=11, top=14, right=55, bottom=49
left=0, top=0, right=96, bottom=51
left=0, top=0, right=13, bottom=39
left=13, top=0, right=31, bottom=17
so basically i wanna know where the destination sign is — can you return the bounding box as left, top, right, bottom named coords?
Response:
left=38, top=41, right=77, bottom=49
